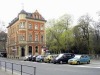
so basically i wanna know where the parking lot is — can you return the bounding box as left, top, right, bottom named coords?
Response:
left=0, top=57, right=100, bottom=75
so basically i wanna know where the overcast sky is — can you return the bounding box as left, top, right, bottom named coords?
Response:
left=0, top=0, right=100, bottom=30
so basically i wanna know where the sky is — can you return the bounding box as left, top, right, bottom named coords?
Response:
left=0, top=0, right=100, bottom=31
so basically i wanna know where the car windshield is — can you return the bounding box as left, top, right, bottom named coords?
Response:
left=56, top=54, right=63, bottom=59
left=74, top=55, right=81, bottom=59
left=37, top=55, right=41, bottom=58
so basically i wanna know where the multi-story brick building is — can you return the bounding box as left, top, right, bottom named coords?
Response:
left=6, top=10, right=46, bottom=58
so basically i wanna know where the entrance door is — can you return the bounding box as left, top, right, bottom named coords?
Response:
left=21, top=47, right=25, bottom=56
left=35, top=46, right=38, bottom=53
left=29, top=46, right=32, bottom=55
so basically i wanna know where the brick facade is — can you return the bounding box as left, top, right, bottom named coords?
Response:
left=6, top=10, right=46, bottom=58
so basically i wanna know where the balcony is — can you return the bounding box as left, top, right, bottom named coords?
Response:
left=18, top=41, right=27, bottom=44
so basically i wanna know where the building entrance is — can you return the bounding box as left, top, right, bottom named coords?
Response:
left=29, top=46, right=32, bottom=55
left=21, top=47, right=25, bottom=56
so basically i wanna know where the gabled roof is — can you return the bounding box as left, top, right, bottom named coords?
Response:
left=7, top=10, right=46, bottom=28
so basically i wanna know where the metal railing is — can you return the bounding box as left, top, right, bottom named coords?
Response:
left=0, top=61, right=36, bottom=75
left=89, top=54, right=100, bottom=59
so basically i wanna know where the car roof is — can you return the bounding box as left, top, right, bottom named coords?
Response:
left=75, top=54, right=89, bottom=57
left=60, top=53, right=74, bottom=55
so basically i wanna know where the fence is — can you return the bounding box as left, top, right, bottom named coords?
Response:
left=0, top=61, right=36, bottom=75
left=89, top=54, right=100, bottom=59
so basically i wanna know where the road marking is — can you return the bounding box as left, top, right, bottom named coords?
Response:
left=20, top=60, right=100, bottom=68
left=68, top=65, right=100, bottom=68
left=91, top=63, right=100, bottom=65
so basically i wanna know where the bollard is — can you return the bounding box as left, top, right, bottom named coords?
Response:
left=5, top=62, right=6, bottom=72
left=0, top=61, right=1, bottom=69
left=34, top=67, right=36, bottom=75
left=12, top=63, right=13, bottom=74
left=21, top=65, right=22, bottom=75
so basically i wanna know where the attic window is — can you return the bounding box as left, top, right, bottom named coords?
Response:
left=39, top=15, right=41, bottom=19
left=36, top=15, right=38, bottom=19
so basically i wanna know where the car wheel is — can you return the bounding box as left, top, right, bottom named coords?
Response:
left=87, top=60, right=90, bottom=64
left=53, top=62, right=56, bottom=64
left=77, top=61, right=80, bottom=65
left=60, top=61, right=63, bottom=64
left=50, top=61, right=52, bottom=63
left=48, top=61, right=50, bottom=63
left=40, top=60, right=43, bottom=62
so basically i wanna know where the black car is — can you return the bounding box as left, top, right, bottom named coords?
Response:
left=32, top=55, right=38, bottom=61
left=24, top=55, right=32, bottom=61
left=0, top=53, right=3, bottom=57
left=0, top=52, right=7, bottom=57
left=53, top=53, right=75, bottom=64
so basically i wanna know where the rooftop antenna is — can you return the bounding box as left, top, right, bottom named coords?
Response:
left=21, top=3, right=24, bottom=10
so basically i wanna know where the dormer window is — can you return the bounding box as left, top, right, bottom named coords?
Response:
left=39, top=15, right=41, bottom=19
left=36, top=15, right=38, bottom=19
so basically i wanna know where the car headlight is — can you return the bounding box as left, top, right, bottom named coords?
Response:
left=73, top=60, right=77, bottom=62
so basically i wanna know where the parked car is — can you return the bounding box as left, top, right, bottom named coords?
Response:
left=32, top=55, right=38, bottom=61
left=23, top=55, right=32, bottom=61
left=0, top=53, right=3, bottom=57
left=53, top=53, right=75, bottom=64
left=68, top=55, right=90, bottom=65
left=44, top=55, right=54, bottom=63
left=36, top=55, right=45, bottom=62
left=0, top=52, right=7, bottom=57
left=50, top=54, right=58, bottom=63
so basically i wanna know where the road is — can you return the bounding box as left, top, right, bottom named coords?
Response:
left=0, top=58, right=100, bottom=75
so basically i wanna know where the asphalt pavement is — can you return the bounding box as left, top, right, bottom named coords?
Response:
left=0, top=57, right=100, bottom=75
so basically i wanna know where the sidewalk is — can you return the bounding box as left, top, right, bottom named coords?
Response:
left=0, top=69, right=12, bottom=75
left=0, top=68, right=19, bottom=75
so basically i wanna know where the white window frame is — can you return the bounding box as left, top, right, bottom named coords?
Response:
left=19, top=22, right=25, bottom=29
left=35, top=24, right=38, bottom=30
left=41, top=25, right=44, bottom=30
left=41, top=35, right=44, bottom=42
left=28, top=23, right=32, bottom=29
left=35, top=34, right=38, bottom=41
left=28, top=34, right=32, bottom=41
left=19, top=35, right=25, bottom=41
